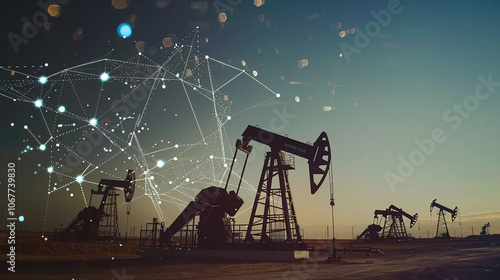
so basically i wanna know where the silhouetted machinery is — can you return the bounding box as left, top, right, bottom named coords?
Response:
left=158, top=125, right=331, bottom=249
left=63, top=170, right=135, bottom=240
left=480, top=222, right=490, bottom=236
left=430, top=199, right=458, bottom=238
left=358, top=204, right=418, bottom=241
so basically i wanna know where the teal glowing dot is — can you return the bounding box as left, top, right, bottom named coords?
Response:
left=19, top=216, right=25, bottom=222
left=76, top=175, right=84, bottom=184
left=89, top=118, right=98, bottom=126
left=39, top=144, right=46, bottom=151
left=39, top=76, right=48, bottom=84
left=58, top=105, right=66, bottom=113
left=157, top=160, right=165, bottom=168
left=47, top=166, right=54, bottom=173
left=117, top=23, right=132, bottom=38
left=100, top=72, right=110, bottom=82
left=34, top=99, right=43, bottom=108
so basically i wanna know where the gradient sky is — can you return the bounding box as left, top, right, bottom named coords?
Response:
left=1, top=0, right=499, bottom=239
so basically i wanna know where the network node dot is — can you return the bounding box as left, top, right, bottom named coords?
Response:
left=34, top=99, right=43, bottom=108
left=100, top=72, right=110, bottom=82
left=39, top=144, right=46, bottom=151
left=58, top=105, right=66, bottom=113
left=76, top=175, right=84, bottom=184
left=89, top=118, right=98, bottom=126
left=117, top=23, right=132, bottom=38
left=157, top=160, right=165, bottom=168
left=39, top=76, right=48, bottom=84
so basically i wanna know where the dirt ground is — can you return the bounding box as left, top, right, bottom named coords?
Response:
left=1, top=231, right=499, bottom=280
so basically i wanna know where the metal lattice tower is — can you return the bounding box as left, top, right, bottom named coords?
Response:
left=383, top=214, right=407, bottom=240
left=435, top=209, right=450, bottom=238
left=245, top=151, right=301, bottom=243
left=98, top=189, right=120, bottom=239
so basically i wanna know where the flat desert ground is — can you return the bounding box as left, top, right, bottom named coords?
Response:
left=1, top=231, right=499, bottom=280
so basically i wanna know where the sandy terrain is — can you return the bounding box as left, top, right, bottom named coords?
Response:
left=1, top=232, right=499, bottom=279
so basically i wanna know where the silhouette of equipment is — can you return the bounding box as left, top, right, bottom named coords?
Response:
left=158, top=125, right=331, bottom=249
left=430, top=199, right=458, bottom=238
left=62, top=170, right=135, bottom=240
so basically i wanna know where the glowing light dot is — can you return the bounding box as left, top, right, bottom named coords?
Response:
left=162, top=84, right=166, bottom=89
left=19, top=216, right=25, bottom=222
left=173, top=157, right=178, bottom=161
left=174, top=144, right=179, bottom=148
left=44, top=237, right=48, bottom=241
left=210, top=155, right=214, bottom=159
left=205, top=55, right=209, bottom=59
left=185, top=178, right=190, bottom=182
left=339, top=53, right=343, bottom=57
left=252, top=70, right=258, bottom=77
left=100, top=72, right=110, bottom=82
left=117, top=23, right=132, bottom=38
left=58, top=105, right=66, bottom=113
left=11, top=123, right=14, bottom=126
left=227, top=116, right=231, bottom=120
left=89, top=118, right=98, bottom=126
left=70, top=193, right=74, bottom=197
left=76, top=175, right=84, bottom=184
left=34, top=99, right=43, bottom=107
left=39, top=144, right=46, bottom=151
left=295, top=96, right=300, bottom=102
left=157, top=160, right=165, bottom=168
left=276, top=93, right=281, bottom=98
left=47, top=166, right=54, bottom=173
left=39, top=76, right=48, bottom=84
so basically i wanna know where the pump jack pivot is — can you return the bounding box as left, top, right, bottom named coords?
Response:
left=238, top=125, right=331, bottom=244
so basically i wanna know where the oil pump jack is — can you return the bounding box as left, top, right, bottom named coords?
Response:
left=158, top=125, right=331, bottom=249
left=63, top=170, right=135, bottom=240
left=241, top=125, right=331, bottom=244
left=358, top=205, right=418, bottom=241
left=430, top=199, right=458, bottom=238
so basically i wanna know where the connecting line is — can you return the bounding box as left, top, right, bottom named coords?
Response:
left=242, top=71, right=279, bottom=97
left=0, top=91, right=18, bottom=101
left=214, top=70, right=245, bottom=92
left=180, top=80, right=207, bottom=145
left=330, top=55, right=343, bottom=107
left=81, top=163, right=93, bottom=175
left=8, top=87, right=33, bottom=103
left=206, top=58, right=226, bottom=162
left=231, top=96, right=277, bottom=117
left=64, top=70, right=89, bottom=119
left=136, top=67, right=162, bottom=129
left=41, top=180, right=51, bottom=237
left=38, top=107, right=53, bottom=137
left=25, top=126, right=41, bottom=145
left=79, top=183, right=88, bottom=207
left=93, top=59, right=108, bottom=117
left=181, top=35, right=195, bottom=78
left=41, top=71, right=64, bottom=100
